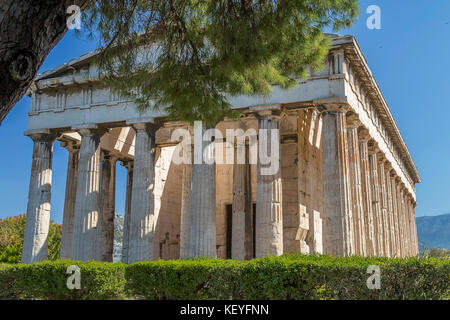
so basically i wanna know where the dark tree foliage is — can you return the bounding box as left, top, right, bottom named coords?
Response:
left=83, top=0, right=359, bottom=126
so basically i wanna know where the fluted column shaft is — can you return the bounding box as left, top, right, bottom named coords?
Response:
left=189, top=125, right=216, bottom=258
left=128, top=123, right=157, bottom=263
left=410, top=200, right=419, bottom=255
left=321, top=107, right=353, bottom=256
left=255, top=115, right=283, bottom=257
left=385, top=166, right=396, bottom=257
left=378, top=158, right=390, bottom=257
left=232, top=142, right=252, bottom=260
left=404, top=192, right=411, bottom=257
left=121, top=160, right=133, bottom=263
left=368, top=148, right=383, bottom=256
left=390, top=174, right=401, bottom=257
left=395, top=181, right=405, bottom=257
left=96, top=152, right=117, bottom=262
left=401, top=188, right=409, bottom=257
left=347, top=118, right=366, bottom=256
left=404, top=192, right=413, bottom=257
left=180, top=160, right=193, bottom=259
left=22, top=131, right=56, bottom=263
left=60, top=141, right=80, bottom=260
left=72, top=128, right=105, bottom=261
left=402, top=192, right=409, bottom=256
left=359, top=131, right=375, bottom=256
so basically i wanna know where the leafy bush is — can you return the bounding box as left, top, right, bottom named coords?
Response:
left=0, top=260, right=126, bottom=300
left=0, top=254, right=448, bottom=300
left=0, top=214, right=61, bottom=263
left=126, top=254, right=449, bottom=300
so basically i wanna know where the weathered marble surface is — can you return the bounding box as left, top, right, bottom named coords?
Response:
left=21, top=35, right=421, bottom=263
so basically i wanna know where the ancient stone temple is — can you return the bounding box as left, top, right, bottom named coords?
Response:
left=21, top=35, right=420, bottom=263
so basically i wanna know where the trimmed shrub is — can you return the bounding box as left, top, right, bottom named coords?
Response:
left=0, top=254, right=448, bottom=300
left=0, top=260, right=126, bottom=299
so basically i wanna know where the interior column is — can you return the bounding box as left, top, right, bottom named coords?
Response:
left=128, top=122, right=157, bottom=263
left=188, top=124, right=217, bottom=258
left=359, top=129, right=375, bottom=256
left=60, top=140, right=79, bottom=260
left=121, top=160, right=133, bottom=263
left=347, top=115, right=366, bottom=256
left=255, top=113, right=283, bottom=257
left=96, top=151, right=117, bottom=262
left=72, top=126, right=106, bottom=261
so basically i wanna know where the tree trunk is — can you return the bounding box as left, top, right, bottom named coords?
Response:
left=0, top=0, right=91, bottom=123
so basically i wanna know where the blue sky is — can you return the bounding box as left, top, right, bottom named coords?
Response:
left=0, top=0, right=449, bottom=223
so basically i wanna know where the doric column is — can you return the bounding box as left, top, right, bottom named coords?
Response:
left=121, top=160, right=133, bottom=263
left=72, top=127, right=106, bottom=261
left=189, top=124, right=216, bottom=258
left=368, top=144, right=383, bottom=256
left=96, top=151, right=117, bottom=262
left=232, top=141, right=252, bottom=260
left=359, top=129, right=375, bottom=256
left=180, top=159, right=193, bottom=259
left=346, top=115, right=366, bottom=256
left=321, top=106, right=353, bottom=256
left=128, top=122, right=157, bottom=263
left=22, top=130, right=56, bottom=264
left=390, top=172, right=401, bottom=257
left=385, top=165, right=396, bottom=258
left=401, top=190, right=408, bottom=257
left=404, top=190, right=413, bottom=257
left=297, top=109, right=313, bottom=255
left=395, top=178, right=405, bottom=257
left=60, top=140, right=80, bottom=260
left=255, top=113, right=283, bottom=257
left=311, top=111, right=324, bottom=254
left=400, top=185, right=409, bottom=257
left=410, top=198, right=418, bottom=256
left=377, top=156, right=391, bottom=257
left=410, top=200, right=419, bottom=255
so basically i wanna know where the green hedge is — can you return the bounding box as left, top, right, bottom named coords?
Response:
left=0, top=254, right=448, bottom=300
left=0, top=260, right=126, bottom=299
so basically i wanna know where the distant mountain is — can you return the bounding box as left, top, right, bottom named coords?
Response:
left=416, top=213, right=450, bottom=250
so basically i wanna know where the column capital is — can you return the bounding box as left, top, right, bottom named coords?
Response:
left=248, top=103, right=281, bottom=115
left=358, top=128, right=371, bottom=142
left=133, top=122, right=160, bottom=132
left=60, top=140, right=80, bottom=153
left=126, top=118, right=160, bottom=132
left=401, top=185, right=409, bottom=195
left=254, top=109, right=281, bottom=119
left=120, top=159, right=134, bottom=170
left=389, top=169, right=397, bottom=178
left=383, top=161, right=393, bottom=172
left=368, top=141, right=380, bottom=155
left=318, top=104, right=350, bottom=114
left=25, top=129, right=57, bottom=143
left=100, top=150, right=118, bottom=163
left=377, top=152, right=387, bottom=164
left=346, top=114, right=362, bottom=129
left=72, top=124, right=108, bottom=138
